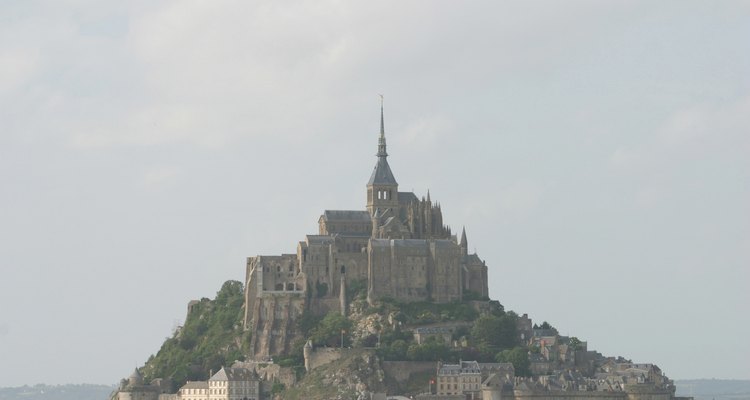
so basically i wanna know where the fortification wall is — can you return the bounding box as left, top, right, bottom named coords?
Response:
left=117, top=391, right=159, bottom=400
left=232, top=361, right=297, bottom=387
left=304, top=347, right=359, bottom=371
left=382, top=361, right=436, bottom=384
left=248, top=292, right=305, bottom=358
left=624, top=384, right=674, bottom=400
left=308, top=297, right=340, bottom=315
left=511, top=391, right=626, bottom=400
left=429, top=241, right=461, bottom=302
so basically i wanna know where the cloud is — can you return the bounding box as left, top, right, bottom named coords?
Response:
left=657, top=96, right=750, bottom=151
left=498, top=181, right=543, bottom=217
left=142, top=166, right=181, bottom=187
left=399, top=115, right=455, bottom=148
left=464, top=180, right=543, bottom=221
left=0, top=49, right=40, bottom=95
left=0, top=322, right=9, bottom=336
left=618, top=97, right=750, bottom=188
left=609, top=95, right=750, bottom=206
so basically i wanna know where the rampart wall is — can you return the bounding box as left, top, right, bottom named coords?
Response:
left=382, top=361, right=436, bottom=384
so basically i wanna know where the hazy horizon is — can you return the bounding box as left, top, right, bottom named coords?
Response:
left=1, top=0, right=748, bottom=386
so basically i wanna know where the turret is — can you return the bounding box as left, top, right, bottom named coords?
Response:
left=339, top=265, right=347, bottom=316
left=460, top=226, right=468, bottom=256
left=303, top=340, right=313, bottom=372
left=128, top=368, right=143, bottom=387
left=366, top=97, right=399, bottom=218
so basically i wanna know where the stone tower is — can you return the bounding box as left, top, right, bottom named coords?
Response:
left=460, top=226, right=468, bottom=256
left=366, top=100, right=399, bottom=219
left=242, top=103, right=490, bottom=358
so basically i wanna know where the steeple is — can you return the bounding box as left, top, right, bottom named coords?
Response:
left=378, top=96, right=387, bottom=157
left=367, top=96, right=398, bottom=215
left=460, top=226, right=468, bottom=256
left=367, top=97, right=398, bottom=187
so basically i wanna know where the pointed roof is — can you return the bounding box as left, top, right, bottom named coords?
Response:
left=209, top=367, right=258, bottom=382
left=368, top=157, right=397, bottom=185
left=368, top=98, right=398, bottom=186
left=460, top=227, right=467, bottom=248
left=129, top=368, right=142, bottom=380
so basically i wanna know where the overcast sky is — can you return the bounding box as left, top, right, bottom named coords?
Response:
left=1, top=0, right=748, bottom=387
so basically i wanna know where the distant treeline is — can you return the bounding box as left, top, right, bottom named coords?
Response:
left=675, top=379, right=750, bottom=400
left=0, top=384, right=115, bottom=400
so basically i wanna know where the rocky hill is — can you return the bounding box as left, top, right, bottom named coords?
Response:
left=136, top=278, right=616, bottom=398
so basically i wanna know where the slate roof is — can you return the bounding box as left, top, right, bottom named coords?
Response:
left=129, top=369, right=142, bottom=380
left=180, top=381, right=208, bottom=390
left=370, top=238, right=456, bottom=248
left=368, top=157, right=398, bottom=185
left=306, top=235, right=335, bottom=244
left=438, top=360, right=481, bottom=375
left=209, top=367, right=258, bottom=382
left=463, top=254, right=483, bottom=264
left=398, top=191, right=418, bottom=203
left=322, top=210, right=371, bottom=221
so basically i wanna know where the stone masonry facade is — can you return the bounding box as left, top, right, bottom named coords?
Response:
left=243, top=105, right=489, bottom=358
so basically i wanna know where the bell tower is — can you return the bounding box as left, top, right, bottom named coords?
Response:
left=366, top=97, right=399, bottom=216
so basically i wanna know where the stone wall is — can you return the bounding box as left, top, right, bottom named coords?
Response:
left=303, top=347, right=359, bottom=371
left=624, top=384, right=674, bottom=400
left=511, top=391, right=626, bottom=400
left=231, top=361, right=297, bottom=388
left=247, top=292, right=305, bottom=358
left=382, top=361, right=436, bottom=384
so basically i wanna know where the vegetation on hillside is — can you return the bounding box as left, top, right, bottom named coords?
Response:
left=141, top=280, right=246, bottom=389
left=370, top=298, right=528, bottom=371
left=138, top=279, right=540, bottom=395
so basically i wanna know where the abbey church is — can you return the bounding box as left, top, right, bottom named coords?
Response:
left=243, top=105, right=489, bottom=358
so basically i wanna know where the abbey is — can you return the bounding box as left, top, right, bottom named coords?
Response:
left=242, top=105, right=489, bottom=358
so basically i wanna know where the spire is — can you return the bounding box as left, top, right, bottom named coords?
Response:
left=368, top=96, right=397, bottom=186
left=377, top=94, right=387, bottom=157
left=460, top=226, right=468, bottom=256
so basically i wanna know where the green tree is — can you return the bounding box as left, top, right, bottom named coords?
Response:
left=378, top=339, right=409, bottom=360
left=310, top=312, right=352, bottom=347
left=141, top=280, right=246, bottom=388
left=496, top=347, right=531, bottom=377
left=406, top=338, right=451, bottom=361
left=470, top=314, right=518, bottom=350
